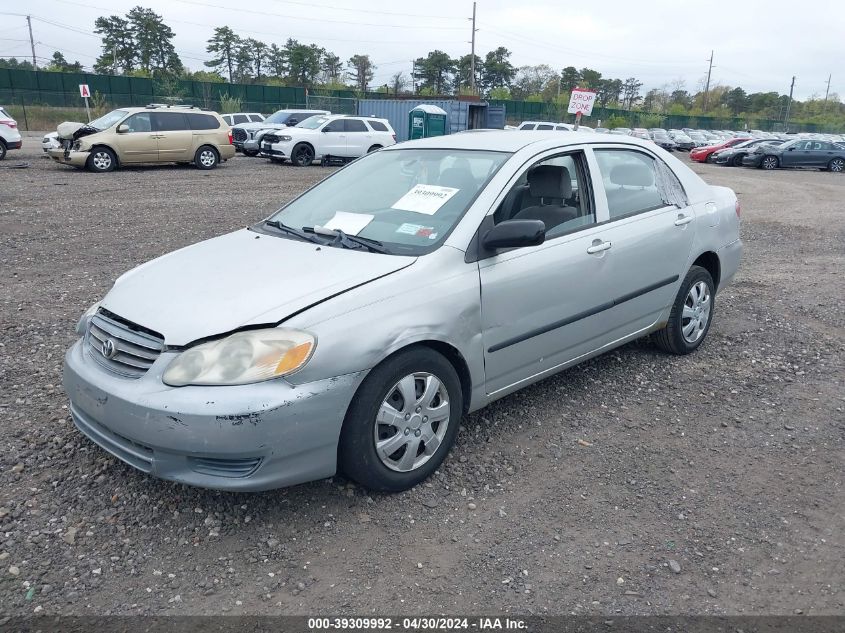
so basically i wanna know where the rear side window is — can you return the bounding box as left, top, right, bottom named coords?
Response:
left=232, top=114, right=248, bottom=124
left=248, top=114, right=264, bottom=122
left=345, top=119, right=368, bottom=132
left=595, top=149, right=687, bottom=219
left=152, top=112, right=188, bottom=132
left=186, top=113, right=220, bottom=130
left=368, top=120, right=389, bottom=132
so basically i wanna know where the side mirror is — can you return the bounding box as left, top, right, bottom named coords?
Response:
left=117, top=124, right=129, bottom=133
left=482, top=219, right=546, bottom=250
left=787, top=146, right=795, bottom=151
left=321, top=127, right=330, bottom=133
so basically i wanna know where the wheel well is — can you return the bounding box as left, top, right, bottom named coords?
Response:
left=293, top=141, right=314, bottom=152
left=0, top=138, right=7, bottom=148
left=196, top=144, right=219, bottom=155
left=693, top=251, right=720, bottom=290
left=368, top=144, right=382, bottom=150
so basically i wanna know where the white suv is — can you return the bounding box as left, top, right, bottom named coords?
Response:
left=260, top=115, right=396, bottom=166
left=0, top=106, right=22, bottom=160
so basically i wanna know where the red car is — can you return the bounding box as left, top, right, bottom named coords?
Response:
left=690, top=137, right=750, bottom=162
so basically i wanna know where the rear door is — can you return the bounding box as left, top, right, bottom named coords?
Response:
left=112, top=112, right=158, bottom=162
left=589, top=147, right=696, bottom=336
left=152, top=112, right=193, bottom=161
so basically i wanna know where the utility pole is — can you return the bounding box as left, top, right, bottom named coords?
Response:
left=26, top=15, right=37, bottom=69
left=702, top=50, right=714, bottom=111
left=784, top=75, right=795, bottom=133
left=822, top=73, right=831, bottom=113
left=468, top=2, right=477, bottom=94
left=112, top=45, right=118, bottom=75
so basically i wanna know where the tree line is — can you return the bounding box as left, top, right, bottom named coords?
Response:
left=1, top=4, right=842, bottom=129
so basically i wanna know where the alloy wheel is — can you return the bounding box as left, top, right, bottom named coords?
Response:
left=681, top=281, right=711, bottom=344
left=374, top=372, right=450, bottom=473
left=762, top=156, right=778, bottom=170
left=830, top=158, right=844, bottom=173
left=92, top=151, right=112, bottom=171
left=199, top=149, right=216, bottom=167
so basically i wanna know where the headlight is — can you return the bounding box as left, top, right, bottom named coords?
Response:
left=162, top=328, right=315, bottom=387
left=279, top=135, right=292, bottom=142
left=76, top=301, right=101, bottom=335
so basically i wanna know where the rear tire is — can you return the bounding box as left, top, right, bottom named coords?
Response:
left=339, top=347, right=462, bottom=492
left=86, top=147, right=116, bottom=173
left=194, top=146, right=219, bottom=170
left=367, top=144, right=383, bottom=153
left=291, top=143, right=314, bottom=167
left=653, top=265, right=715, bottom=355
left=828, top=157, right=844, bottom=173
left=760, top=155, right=779, bottom=170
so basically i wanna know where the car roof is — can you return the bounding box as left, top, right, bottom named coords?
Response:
left=385, top=130, right=660, bottom=153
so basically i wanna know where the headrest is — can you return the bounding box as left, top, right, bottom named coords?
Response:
left=528, top=165, right=572, bottom=199
left=610, top=162, right=654, bottom=187
left=439, top=167, right=475, bottom=189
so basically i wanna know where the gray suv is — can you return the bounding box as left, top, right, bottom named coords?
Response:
left=233, top=109, right=329, bottom=156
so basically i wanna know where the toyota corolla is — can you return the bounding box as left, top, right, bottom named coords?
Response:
left=63, top=131, right=742, bottom=492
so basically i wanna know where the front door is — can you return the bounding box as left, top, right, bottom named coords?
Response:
left=479, top=150, right=616, bottom=395
left=152, top=112, right=193, bottom=162
left=781, top=140, right=813, bottom=167
left=319, top=119, right=347, bottom=156
left=112, top=112, right=157, bottom=162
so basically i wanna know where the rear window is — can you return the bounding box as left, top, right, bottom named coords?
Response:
left=187, top=113, right=220, bottom=130
left=152, top=112, right=188, bottom=132
left=232, top=114, right=249, bottom=124
left=368, top=120, right=389, bottom=132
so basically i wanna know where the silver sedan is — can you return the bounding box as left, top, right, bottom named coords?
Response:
left=63, top=131, right=742, bottom=492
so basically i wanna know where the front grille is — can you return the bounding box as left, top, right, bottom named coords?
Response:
left=188, top=456, right=262, bottom=478
left=232, top=127, right=248, bottom=142
left=86, top=312, right=164, bottom=378
left=262, top=133, right=279, bottom=144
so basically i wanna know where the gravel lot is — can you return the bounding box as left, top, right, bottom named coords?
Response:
left=1, top=135, right=843, bottom=617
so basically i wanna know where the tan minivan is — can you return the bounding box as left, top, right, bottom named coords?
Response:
left=48, top=105, right=235, bottom=172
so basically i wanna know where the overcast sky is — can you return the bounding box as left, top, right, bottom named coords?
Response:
left=2, top=0, right=841, bottom=100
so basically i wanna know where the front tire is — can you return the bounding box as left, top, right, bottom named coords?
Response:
left=653, top=265, right=715, bottom=355
left=339, top=347, right=462, bottom=492
left=86, top=147, right=116, bottom=172
left=291, top=143, right=314, bottom=167
left=194, top=146, right=219, bottom=170
left=760, top=155, right=779, bottom=170
left=731, top=154, right=744, bottom=167
left=828, top=157, right=844, bottom=173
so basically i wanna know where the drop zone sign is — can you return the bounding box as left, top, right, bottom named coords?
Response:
left=568, top=89, right=596, bottom=116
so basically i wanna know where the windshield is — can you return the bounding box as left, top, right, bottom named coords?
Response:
left=89, top=109, right=129, bottom=130
left=267, top=149, right=510, bottom=255
left=264, top=111, right=295, bottom=124
left=297, top=116, right=330, bottom=130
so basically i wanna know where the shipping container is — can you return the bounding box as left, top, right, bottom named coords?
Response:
left=357, top=99, right=505, bottom=142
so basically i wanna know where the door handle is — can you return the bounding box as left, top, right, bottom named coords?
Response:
left=674, top=214, right=693, bottom=226
left=586, top=240, right=612, bottom=254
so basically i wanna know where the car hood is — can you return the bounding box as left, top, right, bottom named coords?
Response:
left=235, top=122, right=288, bottom=131
left=100, top=229, right=416, bottom=346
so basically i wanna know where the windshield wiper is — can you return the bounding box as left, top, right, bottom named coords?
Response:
left=263, top=220, right=324, bottom=244
left=303, top=226, right=390, bottom=254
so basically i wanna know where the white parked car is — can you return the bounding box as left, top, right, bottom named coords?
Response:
left=0, top=106, right=22, bottom=160
left=260, top=115, right=396, bottom=166
left=518, top=121, right=573, bottom=131
left=233, top=109, right=329, bottom=156
left=42, top=131, right=60, bottom=153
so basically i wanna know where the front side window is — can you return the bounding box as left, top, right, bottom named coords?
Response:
left=595, top=149, right=687, bottom=219
left=518, top=123, right=536, bottom=130
left=122, top=112, right=151, bottom=133
left=232, top=114, right=248, bottom=124
left=152, top=112, right=188, bottom=132
left=267, top=149, right=510, bottom=254
left=494, top=152, right=594, bottom=239
left=248, top=114, right=265, bottom=122
left=536, top=124, right=554, bottom=130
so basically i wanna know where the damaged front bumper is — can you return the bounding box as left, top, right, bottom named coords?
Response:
left=62, top=339, right=365, bottom=491
left=47, top=147, right=89, bottom=167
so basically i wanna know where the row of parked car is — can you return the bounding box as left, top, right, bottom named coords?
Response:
left=515, top=120, right=845, bottom=173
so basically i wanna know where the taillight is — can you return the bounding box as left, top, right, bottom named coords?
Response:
left=735, top=199, right=741, bottom=218
left=228, top=130, right=233, bottom=144
left=1, top=120, right=15, bottom=129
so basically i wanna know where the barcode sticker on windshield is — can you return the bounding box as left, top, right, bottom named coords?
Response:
left=391, top=184, right=459, bottom=215
left=323, top=211, right=374, bottom=235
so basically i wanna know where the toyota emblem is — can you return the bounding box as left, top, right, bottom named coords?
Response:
left=101, top=338, right=118, bottom=359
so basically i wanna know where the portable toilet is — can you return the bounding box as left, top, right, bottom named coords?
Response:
left=408, top=104, right=448, bottom=140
